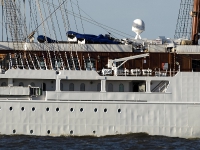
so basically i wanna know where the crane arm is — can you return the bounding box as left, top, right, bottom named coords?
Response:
left=107, top=53, right=149, bottom=76
left=113, top=53, right=149, bottom=63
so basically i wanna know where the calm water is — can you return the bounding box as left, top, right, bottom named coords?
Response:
left=0, top=133, right=199, bottom=150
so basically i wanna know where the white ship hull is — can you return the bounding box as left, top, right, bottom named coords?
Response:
left=0, top=70, right=199, bottom=138
left=1, top=101, right=199, bottom=138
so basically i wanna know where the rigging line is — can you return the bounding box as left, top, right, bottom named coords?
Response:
left=69, top=0, right=78, bottom=32
left=28, top=0, right=33, bottom=35
left=76, top=0, right=84, bottom=33
left=36, top=0, right=51, bottom=68
left=45, top=0, right=59, bottom=53
left=50, top=0, right=63, bottom=41
left=39, top=0, right=133, bottom=38
left=58, top=0, right=69, bottom=36
left=45, top=0, right=61, bottom=67
left=42, top=0, right=58, bottom=68
left=63, top=12, right=128, bottom=38
left=63, top=1, right=71, bottom=31
left=41, top=0, right=53, bottom=39
left=23, top=0, right=28, bottom=41
left=63, top=1, right=73, bottom=56
left=58, top=0, right=71, bottom=67
left=4, top=1, right=15, bottom=41
left=1, top=5, right=3, bottom=41
left=37, top=0, right=129, bottom=38
left=70, top=1, right=133, bottom=38
left=32, top=0, right=39, bottom=36
left=3, top=10, right=8, bottom=42
left=33, top=0, right=67, bottom=33
left=13, top=0, right=26, bottom=41
left=36, top=0, right=47, bottom=37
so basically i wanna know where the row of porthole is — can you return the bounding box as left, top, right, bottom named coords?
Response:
left=8, top=107, right=122, bottom=113
left=12, top=129, right=95, bottom=135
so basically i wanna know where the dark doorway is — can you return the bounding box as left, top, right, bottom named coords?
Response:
left=43, top=83, right=46, bottom=91
left=192, top=60, right=200, bottom=72
left=133, top=83, right=139, bottom=92
left=132, top=80, right=146, bottom=92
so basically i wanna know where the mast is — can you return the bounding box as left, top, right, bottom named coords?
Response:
left=191, top=0, right=200, bottom=44
left=3, top=0, right=25, bottom=42
left=174, top=0, right=193, bottom=41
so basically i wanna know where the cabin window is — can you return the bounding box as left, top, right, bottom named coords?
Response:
left=85, top=58, right=96, bottom=70
left=80, top=83, right=85, bottom=91
left=119, top=83, right=124, bottom=92
left=32, top=55, right=39, bottom=69
left=108, top=83, right=113, bottom=92
left=51, top=58, right=62, bottom=69
left=60, top=83, right=63, bottom=91
left=69, top=83, right=74, bottom=91
left=1, top=82, right=7, bottom=86
left=19, top=82, right=24, bottom=86
left=97, top=83, right=101, bottom=91
left=30, top=82, right=35, bottom=87
left=51, top=58, right=56, bottom=69
left=39, top=57, right=45, bottom=66
left=57, top=58, right=62, bottom=69
left=68, top=58, right=80, bottom=70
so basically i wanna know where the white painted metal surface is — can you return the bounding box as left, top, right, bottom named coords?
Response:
left=0, top=69, right=199, bottom=138
left=0, top=42, right=132, bottom=52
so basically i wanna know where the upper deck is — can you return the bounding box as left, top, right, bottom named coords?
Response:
left=0, top=42, right=199, bottom=77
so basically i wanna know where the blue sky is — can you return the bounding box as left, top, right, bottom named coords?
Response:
left=77, top=0, right=181, bottom=39
left=0, top=0, right=181, bottom=41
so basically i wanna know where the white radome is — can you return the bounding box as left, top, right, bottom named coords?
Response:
left=132, top=19, right=145, bottom=39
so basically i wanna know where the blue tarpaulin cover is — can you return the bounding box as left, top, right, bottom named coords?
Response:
left=37, top=35, right=58, bottom=43
left=67, top=31, right=120, bottom=44
left=37, top=31, right=120, bottom=44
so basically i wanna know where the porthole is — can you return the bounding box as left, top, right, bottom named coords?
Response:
left=70, top=108, right=74, bottom=112
left=32, top=107, right=35, bottom=111
left=70, top=130, right=73, bottom=135
left=93, top=130, right=96, bottom=134
left=56, top=107, right=59, bottom=112
left=94, top=108, right=98, bottom=112
left=46, top=107, right=50, bottom=112
left=47, top=130, right=51, bottom=134
left=56, top=71, right=59, bottom=75
left=118, top=109, right=121, bottom=113
left=9, top=107, right=13, bottom=111
left=104, top=108, right=107, bottom=113
left=30, top=130, right=33, bottom=134
left=21, top=107, right=25, bottom=111
left=13, top=129, right=16, bottom=134
left=80, top=108, right=83, bottom=112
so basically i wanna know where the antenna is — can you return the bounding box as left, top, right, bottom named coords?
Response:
left=132, top=19, right=145, bottom=40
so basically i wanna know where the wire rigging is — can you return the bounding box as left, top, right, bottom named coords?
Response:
left=69, top=0, right=78, bottom=32
left=76, top=0, right=84, bottom=34
left=38, top=0, right=133, bottom=38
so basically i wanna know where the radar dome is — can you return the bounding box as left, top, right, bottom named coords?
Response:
left=132, top=19, right=145, bottom=39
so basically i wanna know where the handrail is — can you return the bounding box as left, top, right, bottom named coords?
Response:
left=151, top=81, right=169, bottom=92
